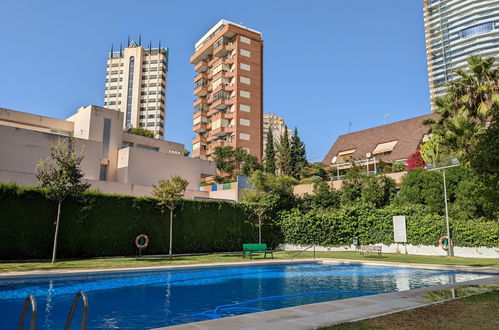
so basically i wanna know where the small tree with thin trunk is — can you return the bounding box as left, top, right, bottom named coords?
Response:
left=36, top=138, right=89, bottom=263
left=152, top=175, right=189, bottom=258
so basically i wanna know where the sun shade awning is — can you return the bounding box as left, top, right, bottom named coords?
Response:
left=373, top=140, right=398, bottom=154
left=337, top=149, right=356, bottom=156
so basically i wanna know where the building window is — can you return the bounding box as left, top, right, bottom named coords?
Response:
left=240, top=118, right=250, bottom=126
left=125, top=56, right=135, bottom=128
left=460, top=22, right=494, bottom=39
left=240, top=76, right=250, bottom=85
left=239, top=133, right=250, bottom=141
left=240, top=49, right=251, bottom=57
left=240, top=104, right=250, bottom=112
left=240, top=63, right=250, bottom=71
left=99, top=165, right=107, bottom=181
left=240, top=90, right=251, bottom=98
left=101, top=118, right=111, bottom=159
left=240, top=36, right=251, bottom=44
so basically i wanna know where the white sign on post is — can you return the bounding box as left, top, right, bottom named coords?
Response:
left=393, top=216, right=407, bottom=243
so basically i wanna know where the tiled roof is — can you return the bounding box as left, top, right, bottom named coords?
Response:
left=322, top=114, right=436, bottom=164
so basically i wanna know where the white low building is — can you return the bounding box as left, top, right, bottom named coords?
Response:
left=0, top=105, right=216, bottom=198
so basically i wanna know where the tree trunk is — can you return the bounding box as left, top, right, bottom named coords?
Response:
left=51, top=200, right=62, bottom=263
left=258, top=214, right=262, bottom=244
left=169, top=209, right=173, bottom=259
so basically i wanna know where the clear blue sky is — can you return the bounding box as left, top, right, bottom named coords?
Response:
left=0, top=0, right=430, bottom=162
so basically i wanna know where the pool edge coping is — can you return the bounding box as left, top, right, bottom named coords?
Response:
left=1, top=258, right=498, bottom=278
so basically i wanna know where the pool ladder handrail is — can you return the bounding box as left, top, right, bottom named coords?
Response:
left=17, top=294, right=37, bottom=330
left=291, top=245, right=316, bottom=261
left=64, top=291, right=89, bottom=330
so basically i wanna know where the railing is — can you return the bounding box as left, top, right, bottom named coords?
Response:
left=291, top=245, right=316, bottom=261
left=17, top=295, right=37, bottom=330
left=64, top=291, right=88, bottom=330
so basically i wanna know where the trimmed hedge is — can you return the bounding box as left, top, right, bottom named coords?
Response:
left=278, top=204, right=499, bottom=248
left=0, top=184, right=281, bottom=260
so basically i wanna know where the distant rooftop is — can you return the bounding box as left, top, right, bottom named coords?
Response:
left=195, top=19, right=262, bottom=51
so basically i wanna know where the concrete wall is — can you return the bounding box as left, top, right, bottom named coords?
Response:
left=117, top=147, right=216, bottom=190
left=279, top=244, right=499, bottom=259
left=0, top=125, right=102, bottom=182
left=0, top=107, right=73, bottom=134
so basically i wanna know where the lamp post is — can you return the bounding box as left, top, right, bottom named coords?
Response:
left=429, top=162, right=460, bottom=257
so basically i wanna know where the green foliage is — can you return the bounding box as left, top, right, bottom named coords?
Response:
left=264, top=129, right=276, bottom=174
left=244, top=170, right=297, bottom=212
left=276, top=127, right=292, bottom=175
left=425, top=56, right=499, bottom=163
left=0, top=184, right=277, bottom=259
left=278, top=204, right=499, bottom=248
left=213, top=146, right=261, bottom=182
left=300, top=162, right=329, bottom=181
left=183, top=149, right=190, bottom=157
left=130, top=127, right=154, bottom=138
left=152, top=175, right=189, bottom=211
left=360, top=175, right=396, bottom=208
left=36, top=138, right=90, bottom=202
left=395, top=168, right=444, bottom=214
left=290, top=127, right=307, bottom=179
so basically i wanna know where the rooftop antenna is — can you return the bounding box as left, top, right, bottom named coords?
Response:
left=383, top=113, right=390, bottom=125
left=158, top=40, right=161, bottom=50
left=138, top=34, right=142, bottom=46
left=110, top=44, right=113, bottom=59
left=119, top=43, right=123, bottom=57
left=149, top=41, right=152, bottom=52
left=127, top=35, right=130, bottom=47
left=348, top=121, right=352, bottom=133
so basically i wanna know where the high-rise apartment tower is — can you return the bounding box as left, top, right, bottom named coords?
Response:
left=190, top=20, right=263, bottom=160
left=104, top=40, right=168, bottom=138
left=262, top=113, right=291, bottom=149
left=424, top=0, right=499, bottom=108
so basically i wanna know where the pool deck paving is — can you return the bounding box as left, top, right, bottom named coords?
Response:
left=1, top=258, right=498, bottom=329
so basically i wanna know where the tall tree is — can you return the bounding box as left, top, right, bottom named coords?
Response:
left=36, top=138, right=90, bottom=263
left=264, top=129, right=276, bottom=174
left=276, top=126, right=292, bottom=175
left=424, top=56, right=499, bottom=162
left=213, top=146, right=261, bottom=182
left=290, top=127, right=307, bottom=179
left=152, top=175, right=189, bottom=259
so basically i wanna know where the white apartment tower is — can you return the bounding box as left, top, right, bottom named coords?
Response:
left=424, top=0, right=499, bottom=108
left=104, top=39, right=168, bottom=138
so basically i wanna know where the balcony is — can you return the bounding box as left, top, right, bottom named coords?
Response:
left=194, top=60, right=209, bottom=73
left=213, top=43, right=235, bottom=58
left=211, top=98, right=232, bottom=110
left=194, top=84, right=208, bottom=97
left=210, top=111, right=232, bottom=122
left=193, top=97, right=208, bottom=108
left=211, top=83, right=234, bottom=95
left=211, top=126, right=233, bottom=137
left=194, top=72, right=209, bottom=82
left=192, top=135, right=207, bottom=144
left=192, top=148, right=207, bottom=158
left=193, top=122, right=208, bottom=133
left=211, top=69, right=233, bottom=81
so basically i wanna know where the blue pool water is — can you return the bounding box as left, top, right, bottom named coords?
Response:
left=0, top=263, right=492, bottom=329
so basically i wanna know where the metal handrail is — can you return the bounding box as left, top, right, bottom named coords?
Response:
left=291, top=245, right=316, bottom=261
left=64, top=291, right=88, bottom=330
left=17, top=294, right=37, bottom=330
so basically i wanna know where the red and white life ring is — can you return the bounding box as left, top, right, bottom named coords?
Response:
left=439, top=236, right=449, bottom=250
left=135, top=234, right=149, bottom=249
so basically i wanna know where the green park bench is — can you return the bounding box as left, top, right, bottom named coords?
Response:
left=243, top=243, right=273, bottom=259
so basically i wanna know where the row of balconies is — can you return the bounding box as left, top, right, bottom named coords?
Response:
left=194, top=56, right=235, bottom=73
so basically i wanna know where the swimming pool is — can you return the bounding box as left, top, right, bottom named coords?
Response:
left=0, top=262, right=493, bottom=329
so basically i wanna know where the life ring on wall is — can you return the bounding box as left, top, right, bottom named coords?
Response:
left=135, top=234, right=149, bottom=249
left=439, top=236, right=449, bottom=250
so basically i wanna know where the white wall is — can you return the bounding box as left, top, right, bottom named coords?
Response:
left=279, top=244, right=499, bottom=259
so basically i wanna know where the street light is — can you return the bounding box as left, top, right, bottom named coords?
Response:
left=429, top=159, right=460, bottom=257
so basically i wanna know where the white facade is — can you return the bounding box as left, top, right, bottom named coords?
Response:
left=424, top=0, right=499, bottom=107
left=262, top=113, right=291, bottom=149
left=104, top=42, right=168, bottom=138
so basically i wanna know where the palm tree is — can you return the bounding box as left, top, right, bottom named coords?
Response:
left=424, top=56, right=499, bottom=163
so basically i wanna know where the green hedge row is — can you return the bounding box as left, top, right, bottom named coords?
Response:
left=278, top=204, right=499, bottom=248
left=0, top=184, right=281, bottom=260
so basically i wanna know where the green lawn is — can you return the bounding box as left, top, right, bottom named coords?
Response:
left=323, top=289, right=499, bottom=330
left=1, top=251, right=498, bottom=272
